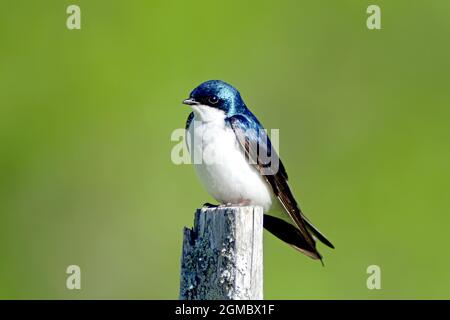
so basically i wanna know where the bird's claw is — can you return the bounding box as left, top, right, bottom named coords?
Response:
left=202, top=202, right=218, bottom=208
left=202, top=200, right=252, bottom=209
left=218, top=203, right=230, bottom=208
left=217, top=201, right=250, bottom=208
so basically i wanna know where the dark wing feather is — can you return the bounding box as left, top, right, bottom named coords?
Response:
left=185, top=112, right=194, bottom=153
left=227, top=114, right=334, bottom=259
left=185, top=112, right=194, bottom=131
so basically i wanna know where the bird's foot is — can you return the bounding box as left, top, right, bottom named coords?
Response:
left=202, top=202, right=218, bottom=208
left=218, top=203, right=232, bottom=208
left=237, top=199, right=251, bottom=206
left=216, top=200, right=251, bottom=208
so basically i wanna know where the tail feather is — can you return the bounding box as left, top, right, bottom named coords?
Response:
left=263, top=214, right=322, bottom=261
left=302, top=215, right=335, bottom=249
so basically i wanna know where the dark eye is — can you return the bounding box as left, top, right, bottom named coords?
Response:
left=208, top=96, right=219, bottom=105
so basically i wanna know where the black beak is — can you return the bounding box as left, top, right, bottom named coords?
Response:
left=183, top=98, right=199, bottom=106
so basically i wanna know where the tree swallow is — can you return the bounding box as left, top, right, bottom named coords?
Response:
left=183, top=80, right=334, bottom=261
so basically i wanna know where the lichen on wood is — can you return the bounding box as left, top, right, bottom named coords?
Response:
left=179, top=206, right=263, bottom=300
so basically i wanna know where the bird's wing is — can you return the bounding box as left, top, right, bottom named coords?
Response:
left=185, top=112, right=194, bottom=153
left=227, top=113, right=334, bottom=260
left=185, top=112, right=194, bottom=131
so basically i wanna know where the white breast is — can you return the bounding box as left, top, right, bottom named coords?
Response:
left=187, top=105, right=273, bottom=212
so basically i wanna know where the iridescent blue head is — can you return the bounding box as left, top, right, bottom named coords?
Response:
left=183, top=80, right=246, bottom=116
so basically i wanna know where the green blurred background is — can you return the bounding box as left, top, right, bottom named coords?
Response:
left=0, top=0, right=449, bottom=299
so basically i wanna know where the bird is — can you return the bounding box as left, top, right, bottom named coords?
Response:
left=182, top=80, right=334, bottom=261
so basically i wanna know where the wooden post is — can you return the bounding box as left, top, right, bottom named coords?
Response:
left=179, top=206, right=263, bottom=300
